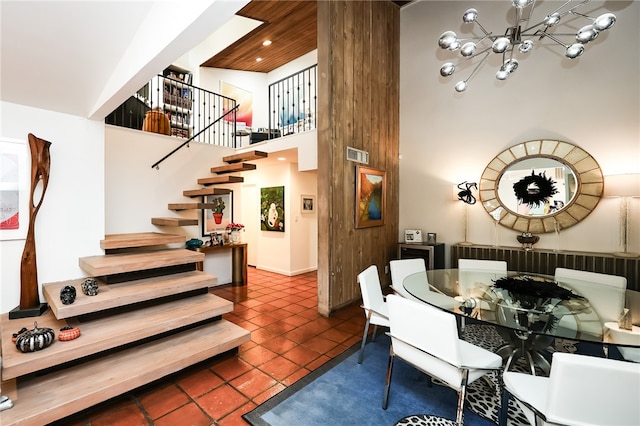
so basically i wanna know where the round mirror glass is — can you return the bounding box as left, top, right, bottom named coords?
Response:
left=479, top=140, right=604, bottom=233
left=497, top=157, right=578, bottom=216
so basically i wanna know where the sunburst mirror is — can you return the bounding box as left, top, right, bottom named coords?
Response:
left=479, top=140, right=604, bottom=233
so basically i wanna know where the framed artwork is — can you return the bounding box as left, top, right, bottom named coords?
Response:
left=261, top=186, right=285, bottom=232
left=202, top=191, right=233, bottom=236
left=301, top=195, right=315, bottom=214
left=221, top=81, right=253, bottom=127
left=355, top=165, right=386, bottom=229
left=427, top=232, right=437, bottom=244
left=0, top=137, right=29, bottom=240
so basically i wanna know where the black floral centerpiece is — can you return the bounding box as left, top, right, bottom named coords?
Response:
left=493, top=276, right=584, bottom=333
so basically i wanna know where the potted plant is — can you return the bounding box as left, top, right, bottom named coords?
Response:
left=226, top=223, right=244, bottom=243
left=211, top=197, right=225, bottom=224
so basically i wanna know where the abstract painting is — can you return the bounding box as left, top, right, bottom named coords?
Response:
left=261, top=186, right=285, bottom=232
left=355, top=166, right=386, bottom=229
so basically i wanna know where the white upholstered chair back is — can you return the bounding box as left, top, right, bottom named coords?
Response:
left=389, top=258, right=426, bottom=301
left=554, top=268, right=627, bottom=324
left=504, top=352, right=640, bottom=426
left=358, top=265, right=387, bottom=321
left=385, top=294, right=502, bottom=424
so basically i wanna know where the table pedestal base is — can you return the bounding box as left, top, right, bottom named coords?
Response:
left=496, top=330, right=552, bottom=376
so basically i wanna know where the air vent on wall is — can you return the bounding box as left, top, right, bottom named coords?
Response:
left=346, top=146, right=369, bottom=164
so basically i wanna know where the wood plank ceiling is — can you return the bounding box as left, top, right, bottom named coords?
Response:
left=201, top=0, right=411, bottom=73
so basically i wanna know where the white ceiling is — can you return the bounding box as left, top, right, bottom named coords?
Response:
left=0, top=0, right=250, bottom=119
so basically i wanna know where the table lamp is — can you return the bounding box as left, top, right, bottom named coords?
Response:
left=604, top=173, right=640, bottom=257
left=454, top=181, right=477, bottom=246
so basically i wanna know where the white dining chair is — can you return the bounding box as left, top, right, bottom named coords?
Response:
left=501, top=352, right=640, bottom=426
left=357, top=265, right=389, bottom=364
left=457, top=259, right=507, bottom=329
left=389, top=258, right=426, bottom=301
left=383, top=294, right=503, bottom=426
left=554, top=268, right=627, bottom=338
left=458, top=259, right=508, bottom=272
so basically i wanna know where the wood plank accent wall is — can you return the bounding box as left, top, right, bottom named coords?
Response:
left=451, top=244, right=640, bottom=292
left=317, top=1, right=400, bottom=316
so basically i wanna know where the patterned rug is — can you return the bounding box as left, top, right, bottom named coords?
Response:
left=458, top=324, right=580, bottom=426
left=245, top=324, right=579, bottom=426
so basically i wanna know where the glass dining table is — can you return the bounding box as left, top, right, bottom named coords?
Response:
left=403, top=269, right=639, bottom=375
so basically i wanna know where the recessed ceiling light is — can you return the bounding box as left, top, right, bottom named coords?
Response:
left=262, top=40, right=272, bottom=46
left=278, top=157, right=286, bottom=161
left=256, top=57, right=262, bottom=62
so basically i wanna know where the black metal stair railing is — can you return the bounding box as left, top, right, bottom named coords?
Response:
left=151, top=104, right=239, bottom=170
left=106, top=74, right=239, bottom=149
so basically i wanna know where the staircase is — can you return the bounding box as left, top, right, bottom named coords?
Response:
left=0, top=152, right=268, bottom=426
left=151, top=150, right=268, bottom=227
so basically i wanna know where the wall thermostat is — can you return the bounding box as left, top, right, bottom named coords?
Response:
left=404, top=229, right=422, bottom=244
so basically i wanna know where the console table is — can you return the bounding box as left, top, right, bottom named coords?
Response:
left=195, top=243, right=247, bottom=286
left=451, top=244, right=639, bottom=292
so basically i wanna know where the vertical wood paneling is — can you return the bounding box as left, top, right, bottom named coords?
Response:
left=318, top=0, right=400, bottom=315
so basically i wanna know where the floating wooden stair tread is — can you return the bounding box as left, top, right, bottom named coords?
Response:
left=79, top=249, right=203, bottom=277
left=197, top=175, right=244, bottom=186
left=183, top=187, right=232, bottom=198
left=210, top=163, right=257, bottom=174
left=0, top=293, right=232, bottom=380
left=151, top=217, right=199, bottom=226
left=168, top=202, right=215, bottom=211
left=100, top=232, right=184, bottom=250
left=223, top=150, right=268, bottom=164
left=43, top=270, right=216, bottom=319
left=0, top=319, right=251, bottom=426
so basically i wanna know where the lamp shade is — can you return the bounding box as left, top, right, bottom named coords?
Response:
left=604, top=174, right=640, bottom=197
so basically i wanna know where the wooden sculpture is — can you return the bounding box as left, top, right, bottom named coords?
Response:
left=10, top=133, right=51, bottom=318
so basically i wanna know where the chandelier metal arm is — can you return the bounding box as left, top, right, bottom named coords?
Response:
left=462, top=50, right=492, bottom=84
left=437, top=0, right=615, bottom=92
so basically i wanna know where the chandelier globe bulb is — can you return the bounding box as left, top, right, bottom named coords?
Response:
left=544, top=12, right=561, bottom=27
left=504, top=58, right=519, bottom=73
left=496, top=69, right=509, bottom=80
left=594, top=13, right=616, bottom=31
left=461, top=42, right=477, bottom=57
left=519, top=40, right=534, bottom=53
left=440, top=63, right=456, bottom=77
left=576, top=25, right=599, bottom=43
left=463, top=8, right=478, bottom=23
left=438, top=31, right=459, bottom=49
left=455, top=81, right=468, bottom=92
left=492, top=37, right=510, bottom=53
left=566, top=43, right=585, bottom=59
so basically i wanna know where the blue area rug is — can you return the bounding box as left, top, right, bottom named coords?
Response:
left=244, top=331, right=501, bottom=426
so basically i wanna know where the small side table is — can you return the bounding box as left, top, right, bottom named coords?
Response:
left=195, top=243, right=248, bottom=286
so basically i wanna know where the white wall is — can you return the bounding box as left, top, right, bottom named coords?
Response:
left=399, top=1, right=640, bottom=259
left=0, top=102, right=105, bottom=312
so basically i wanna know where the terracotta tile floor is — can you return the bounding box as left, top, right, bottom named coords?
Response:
left=52, top=267, right=366, bottom=426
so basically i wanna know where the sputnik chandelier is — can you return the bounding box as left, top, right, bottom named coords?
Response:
left=438, top=0, right=616, bottom=92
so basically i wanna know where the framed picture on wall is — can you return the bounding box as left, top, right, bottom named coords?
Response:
left=355, top=165, right=386, bottom=229
left=301, top=195, right=315, bottom=214
left=0, top=137, right=29, bottom=241
left=202, top=191, right=233, bottom=236
left=261, top=186, right=285, bottom=232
